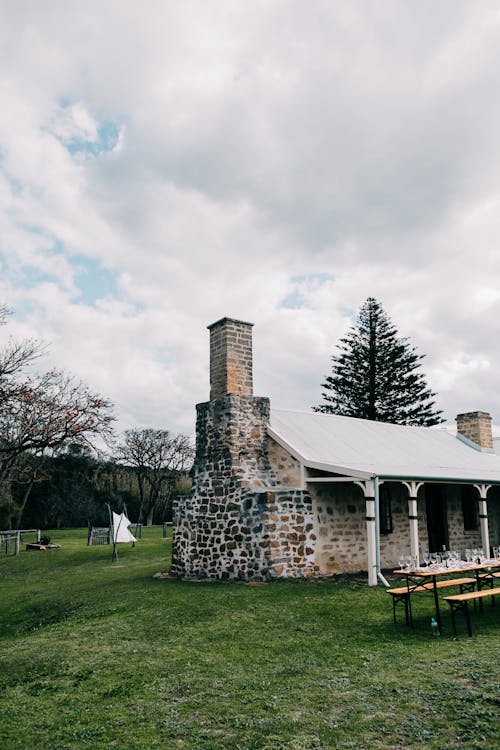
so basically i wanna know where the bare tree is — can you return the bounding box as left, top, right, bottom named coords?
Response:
left=0, top=306, right=46, bottom=398
left=0, top=305, right=115, bottom=528
left=116, top=428, right=193, bottom=525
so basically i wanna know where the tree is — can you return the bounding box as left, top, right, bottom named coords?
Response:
left=0, top=306, right=115, bottom=527
left=116, top=428, right=194, bottom=525
left=314, top=297, right=444, bottom=426
left=0, top=371, right=114, bottom=459
left=18, top=450, right=143, bottom=530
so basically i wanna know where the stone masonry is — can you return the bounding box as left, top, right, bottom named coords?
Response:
left=170, top=318, right=318, bottom=580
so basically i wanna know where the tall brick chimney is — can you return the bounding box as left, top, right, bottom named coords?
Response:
left=208, top=317, right=254, bottom=400
left=456, top=411, right=493, bottom=450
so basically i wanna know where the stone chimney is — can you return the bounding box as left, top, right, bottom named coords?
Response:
left=208, top=317, right=254, bottom=400
left=456, top=411, right=493, bottom=450
left=171, top=316, right=318, bottom=581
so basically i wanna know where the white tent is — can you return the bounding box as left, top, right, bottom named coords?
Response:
left=112, top=511, right=136, bottom=544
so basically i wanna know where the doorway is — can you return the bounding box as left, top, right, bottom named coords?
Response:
left=425, top=484, right=449, bottom=552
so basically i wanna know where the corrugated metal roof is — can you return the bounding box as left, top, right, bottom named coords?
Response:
left=269, top=409, right=500, bottom=483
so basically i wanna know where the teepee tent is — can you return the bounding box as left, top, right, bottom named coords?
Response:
left=109, top=506, right=137, bottom=561
left=112, top=512, right=136, bottom=544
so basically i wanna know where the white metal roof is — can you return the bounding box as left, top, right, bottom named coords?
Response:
left=269, top=409, right=500, bottom=483
left=494, top=436, right=500, bottom=456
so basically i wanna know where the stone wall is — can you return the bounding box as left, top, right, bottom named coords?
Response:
left=444, top=485, right=482, bottom=551
left=171, top=394, right=318, bottom=580
left=263, top=490, right=318, bottom=578
left=311, top=484, right=367, bottom=574
left=267, top=438, right=302, bottom=487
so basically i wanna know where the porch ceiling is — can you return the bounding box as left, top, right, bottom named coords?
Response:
left=268, top=409, right=500, bottom=485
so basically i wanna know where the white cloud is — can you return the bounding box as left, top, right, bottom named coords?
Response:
left=49, top=101, right=99, bottom=145
left=1, top=0, right=500, bottom=440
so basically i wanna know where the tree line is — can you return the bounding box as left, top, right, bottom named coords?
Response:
left=0, top=305, right=194, bottom=530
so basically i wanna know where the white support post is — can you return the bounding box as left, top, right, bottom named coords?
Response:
left=355, top=480, right=377, bottom=586
left=408, top=497, right=419, bottom=563
left=402, top=481, right=424, bottom=566
left=473, top=484, right=491, bottom=556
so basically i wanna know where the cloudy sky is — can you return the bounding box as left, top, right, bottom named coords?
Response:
left=1, top=0, right=500, bottom=440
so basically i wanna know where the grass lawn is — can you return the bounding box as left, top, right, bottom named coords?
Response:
left=0, top=528, right=499, bottom=750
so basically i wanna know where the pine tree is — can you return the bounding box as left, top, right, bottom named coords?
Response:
left=314, top=297, right=444, bottom=426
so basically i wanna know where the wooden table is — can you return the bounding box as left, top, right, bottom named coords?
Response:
left=393, top=559, right=500, bottom=633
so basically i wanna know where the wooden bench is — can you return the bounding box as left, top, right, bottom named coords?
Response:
left=387, top=577, right=476, bottom=626
left=444, top=587, right=500, bottom=637
left=478, top=571, right=500, bottom=587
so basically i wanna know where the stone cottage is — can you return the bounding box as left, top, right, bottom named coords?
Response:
left=171, top=317, right=500, bottom=585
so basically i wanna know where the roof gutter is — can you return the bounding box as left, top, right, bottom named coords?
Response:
left=379, top=475, right=500, bottom=485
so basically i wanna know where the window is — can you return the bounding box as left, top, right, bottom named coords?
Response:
left=461, top=486, right=478, bottom=531
left=379, top=486, right=393, bottom=535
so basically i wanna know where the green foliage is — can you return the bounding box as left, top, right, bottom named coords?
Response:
left=0, top=529, right=498, bottom=749
left=19, top=453, right=141, bottom=528
left=315, top=297, right=444, bottom=425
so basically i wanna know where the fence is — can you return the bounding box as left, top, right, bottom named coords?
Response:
left=0, top=529, right=41, bottom=556
left=87, top=526, right=111, bottom=546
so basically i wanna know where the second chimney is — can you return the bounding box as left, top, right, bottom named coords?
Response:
left=456, top=411, right=493, bottom=450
